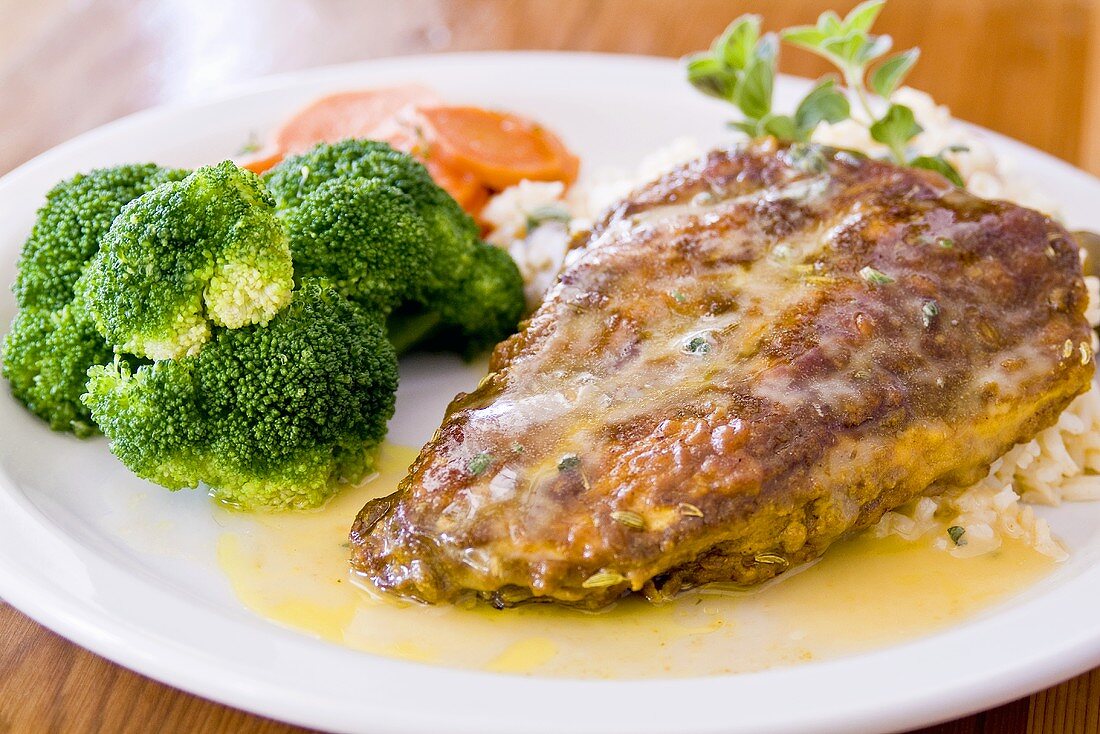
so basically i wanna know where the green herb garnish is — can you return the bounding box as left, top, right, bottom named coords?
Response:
left=687, top=15, right=847, bottom=142
left=558, top=454, right=581, bottom=472
left=947, top=525, right=967, bottom=546
left=786, top=142, right=830, bottom=173
left=921, top=300, right=939, bottom=328
left=678, top=502, right=705, bottom=517
left=868, top=103, right=922, bottom=164
left=686, top=1, right=963, bottom=184
left=582, top=571, right=626, bottom=589
left=610, top=510, right=646, bottom=530
left=525, top=205, right=571, bottom=231
left=466, top=451, right=494, bottom=476
left=754, top=553, right=789, bottom=566
left=237, top=132, right=262, bottom=155
left=859, top=266, right=894, bottom=285
left=909, top=155, right=965, bottom=187
left=685, top=335, right=713, bottom=354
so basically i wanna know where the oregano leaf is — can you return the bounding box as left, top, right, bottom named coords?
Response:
left=855, top=33, right=893, bottom=65
left=714, top=15, right=761, bottom=70
left=909, top=155, right=965, bottom=187
left=794, top=78, right=851, bottom=136
left=735, top=57, right=774, bottom=120
left=763, top=114, right=799, bottom=141
left=686, top=55, right=736, bottom=100
left=728, top=120, right=761, bottom=137
left=819, top=10, right=843, bottom=34
left=870, top=103, right=923, bottom=160
left=781, top=25, right=828, bottom=51
left=869, top=48, right=919, bottom=97
left=843, top=0, right=886, bottom=33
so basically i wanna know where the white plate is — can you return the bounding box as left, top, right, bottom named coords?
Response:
left=2, top=52, right=1100, bottom=734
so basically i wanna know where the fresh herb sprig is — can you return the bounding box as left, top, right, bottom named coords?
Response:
left=687, top=15, right=849, bottom=142
left=687, top=1, right=963, bottom=186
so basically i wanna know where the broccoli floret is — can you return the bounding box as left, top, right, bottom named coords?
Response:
left=264, top=139, right=479, bottom=280
left=82, top=161, right=294, bottom=360
left=384, top=242, right=527, bottom=355
left=14, top=164, right=189, bottom=310
left=264, top=140, right=525, bottom=351
left=435, top=241, right=527, bottom=353
left=3, top=163, right=185, bottom=435
left=83, top=278, right=398, bottom=510
left=1, top=299, right=117, bottom=436
left=283, top=178, right=433, bottom=313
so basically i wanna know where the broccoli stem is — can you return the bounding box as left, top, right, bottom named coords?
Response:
left=386, top=310, right=443, bottom=356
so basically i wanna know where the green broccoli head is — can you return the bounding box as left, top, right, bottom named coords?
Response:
left=83, top=278, right=398, bottom=510
left=435, top=241, right=527, bottom=353
left=82, top=161, right=294, bottom=360
left=1, top=296, right=122, bottom=437
left=265, top=140, right=525, bottom=352
left=264, top=139, right=479, bottom=278
left=3, top=163, right=186, bottom=436
left=13, top=164, right=189, bottom=310
left=283, top=178, right=433, bottom=313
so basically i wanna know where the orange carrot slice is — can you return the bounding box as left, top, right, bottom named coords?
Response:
left=238, top=88, right=573, bottom=220
left=367, top=115, right=491, bottom=212
left=240, top=150, right=284, bottom=175
left=417, top=106, right=579, bottom=190
left=273, top=85, right=442, bottom=155
left=424, top=157, right=490, bottom=214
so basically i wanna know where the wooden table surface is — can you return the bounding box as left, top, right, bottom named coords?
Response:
left=1, top=1, right=1099, bottom=732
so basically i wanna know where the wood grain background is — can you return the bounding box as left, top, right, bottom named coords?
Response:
left=1, top=1, right=1099, bottom=732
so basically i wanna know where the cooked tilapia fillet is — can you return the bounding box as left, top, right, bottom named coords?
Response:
left=351, top=141, right=1094, bottom=609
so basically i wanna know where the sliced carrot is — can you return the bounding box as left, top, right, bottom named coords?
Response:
left=366, top=115, right=489, bottom=212
left=367, top=115, right=429, bottom=158
left=237, top=86, right=439, bottom=175
left=272, top=85, right=442, bottom=155
left=240, top=149, right=284, bottom=175
left=417, top=106, right=580, bottom=190
left=236, top=88, right=574, bottom=221
left=424, top=157, right=490, bottom=214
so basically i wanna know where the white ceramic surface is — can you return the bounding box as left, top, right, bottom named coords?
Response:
left=1, top=53, right=1099, bottom=734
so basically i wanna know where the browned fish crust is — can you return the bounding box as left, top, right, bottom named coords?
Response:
left=351, top=141, right=1094, bottom=609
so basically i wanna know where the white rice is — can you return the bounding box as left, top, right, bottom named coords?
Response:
left=813, top=87, right=1061, bottom=215
left=483, top=86, right=1100, bottom=560
left=480, top=138, right=708, bottom=311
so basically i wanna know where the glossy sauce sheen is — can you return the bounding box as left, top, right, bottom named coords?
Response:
left=217, top=444, right=1053, bottom=678
left=352, top=142, right=1092, bottom=608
